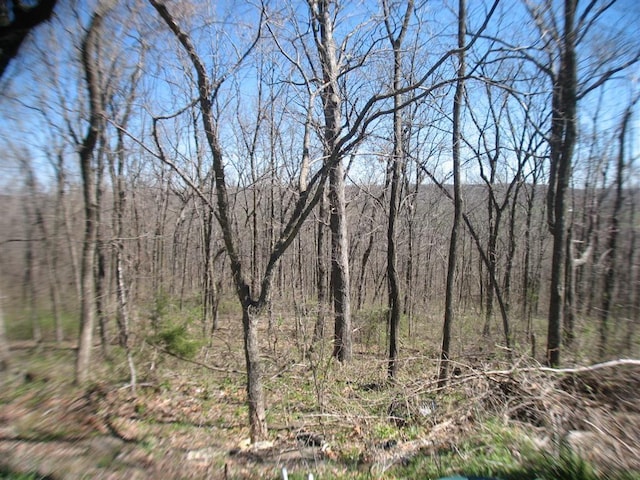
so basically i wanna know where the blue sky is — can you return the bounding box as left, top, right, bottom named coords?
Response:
left=0, top=0, right=638, bottom=192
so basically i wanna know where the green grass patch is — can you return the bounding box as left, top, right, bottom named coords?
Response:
left=392, top=438, right=640, bottom=480
left=4, top=307, right=77, bottom=342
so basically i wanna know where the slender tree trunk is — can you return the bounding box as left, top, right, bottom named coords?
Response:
left=23, top=156, right=64, bottom=342
left=179, top=208, right=194, bottom=309
left=52, top=152, right=67, bottom=341
left=597, top=95, right=638, bottom=357
left=356, top=214, right=375, bottom=312
left=384, top=0, right=413, bottom=379
left=624, top=186, right=638, bottom=354
left=438, top=0, right=465, bottom=387
left=151, top=172, right=170, bottom=329
left=20, top=160, right=42, bottom=343
left=112, top=162, right=136, bottom=393
left=563, top=224, right=576, bottom=347
left=94, top=146, right=109, bottom=358
left=522, top=183, right=535, bottom=339
left=0, top=287, right=9, bottom=371
left=503, top=181, right=521, bottom=315
left=483, top=196, right=496, bottom=337
left=21, top=170, right=41, bottom=343
left=312, top=186, right=328, bottom=347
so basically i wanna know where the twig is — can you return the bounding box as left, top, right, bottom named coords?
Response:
left=484, top=358, right=640, bottom=376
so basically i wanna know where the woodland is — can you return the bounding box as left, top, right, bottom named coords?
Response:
left=0, top=0, right=639, bottom=478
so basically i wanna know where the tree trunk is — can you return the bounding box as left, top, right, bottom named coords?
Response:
left=356, top=213, right=375, bottom=312
left=438, top=0, right=465, bottom=387
left=597, top=95, right=638, bottom=357
left=0, top=286, right=9, bottom=371
left=75, top=10, right=104, bottom=385
left=312, top=185, right=328, bottom=348
left=329, top=160, right=352, bottom=362
left=545, top=0, right=577, bottom=367
left=20, top=160, right=41, bottom=343
left=563, top=224, right=576, bottom=347
left=148, top=0, right=270, bottom=440
left=95, top=151, right=109, bottom=359
left=384, top=0, right=413, bottom=379
left=483, top=195, right=497, bottom=337
left=310, top=0, right=352, bottom=362
left=242, top=304, right=268, bottom=440
left=52, top=151, right=68, bottom=341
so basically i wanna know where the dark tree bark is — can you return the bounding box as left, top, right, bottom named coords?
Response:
left=597, top=94, right=639, bottom=357
left=383, top=0, right=413, bottom=380
left=545, top=0, right=577, bottom=367
left=94, top=142, right=110, bottom=359
left=329, top=160, right=352, bottom=362
left=0, top=0, right=56, bottom=77
left=438, top=0, right=465, bottom=388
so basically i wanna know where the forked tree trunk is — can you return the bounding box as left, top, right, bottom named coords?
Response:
left=148, top=0, right=269, bottom=441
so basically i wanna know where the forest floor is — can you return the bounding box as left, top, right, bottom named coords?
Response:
left=1, top=311, right=640, bottom=479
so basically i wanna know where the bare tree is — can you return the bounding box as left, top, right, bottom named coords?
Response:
left=307, top=0, right=353, bottom=362
left=147, top=0, right=333, bottom=441
left=383, top=0, right=413, bottom=379
left=75, top=8, right=106, bottom=385
left=438, top=0, right=465, bottom=387
left=525, top=0, right=640, bottom=365
left=597, top=93, right=640, bottom=357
